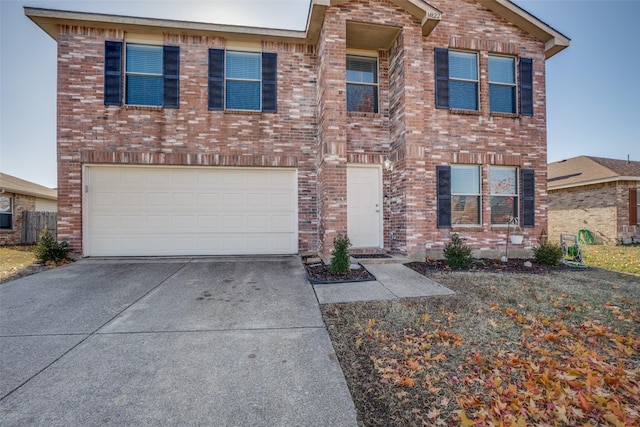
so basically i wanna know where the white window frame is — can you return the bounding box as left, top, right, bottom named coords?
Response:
left=488, top=55, right=517, bottom=114
left=490, top=166, right=519, bottom=225
left=124, top=43, right=164, bottom=107
left=0, top=195, right=13, bottom=230
left=451, top=165, right=481, bottom=226
left=449, top=50, right=479, bottom=111
left=346, top=54, right=379, bottom=114
left=225, top=50, right=262, bottom=112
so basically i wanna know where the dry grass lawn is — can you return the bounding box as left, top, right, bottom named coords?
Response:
left=322, top=268, right=639, bottom=426
left=0, top=245, right=37, bottom=283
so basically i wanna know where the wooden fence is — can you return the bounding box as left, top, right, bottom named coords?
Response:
left=22, top=211, right=57, bottom=244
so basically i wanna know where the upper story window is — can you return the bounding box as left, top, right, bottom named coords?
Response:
left=346, top=55, right=378, bottom=113
left=126, top=44, right=163, bottom=106
left=434, top=48, right=533, bottom=116
left=208, top=49, right=277, bottom=112
left=490, top=166, right=518, bottom=224
left=489, top=56, right=516, bottom=113
left=0, top=196, right=12, bottom=230
left=448, top=51, right=478, bottom=111
left=104, top=41, right=179, bottom=108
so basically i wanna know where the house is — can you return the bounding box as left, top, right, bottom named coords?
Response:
left=0, top=173, right=57, bottom=245
left=548, top=156, right=640, bottom=245
left=26, top=0, right=569, bottom=258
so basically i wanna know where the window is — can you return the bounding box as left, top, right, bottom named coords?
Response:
left=435, top=48, right=533, bottom=115
left=489, top=56, right=516, bottom=113
left=451, top=165, right=481, bottom=225
left=448, top=51, right=478, bottom=110
left=208, top=50, right=277, bottom=112
left=104, top=41, right=179, bottom=108
left=0, top=196, right=12, bottom=230
left=490, top=167, right=518, bottom=224
left=126, top=44, right=163, bottom=106
left=346, top=55, right=378, bottom=113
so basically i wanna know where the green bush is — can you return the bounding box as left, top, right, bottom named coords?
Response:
left=443, top=234, right=473, bottom=270
left=331, top=234, right=351, bottom=273
left=34, top=227, right=71, bottom=264
left=533, top=241, right=563, bottom=266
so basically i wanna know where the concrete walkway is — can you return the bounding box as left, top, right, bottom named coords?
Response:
left=313, top=263, right=455, bottom=304
left=0, top=257, right=357, bottom=426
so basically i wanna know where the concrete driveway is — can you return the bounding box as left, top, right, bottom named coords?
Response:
left=0, top=256, right=357, bottom=426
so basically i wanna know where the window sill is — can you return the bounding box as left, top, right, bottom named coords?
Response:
left=347, top=111, right=381, bottom=118
left=490, top=112, right=520, bottom=119
left=451, top=225, right=483, bottom=231
left=449, top=109, right=481, bottom=116
left=124, top=105, right=164, bottom=111
left=223, top=110, right=265, bottom=116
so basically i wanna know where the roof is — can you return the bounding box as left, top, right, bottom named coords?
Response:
left=25, top=0, right=569, bottom=58
left=548, top=156, right=640, bottom=190
left=0, top=173, right=57, bottom=200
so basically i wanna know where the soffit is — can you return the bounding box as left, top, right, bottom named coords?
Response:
left=346, top=21, right=401, bottom=50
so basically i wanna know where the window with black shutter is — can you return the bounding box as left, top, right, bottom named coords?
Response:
left=104, top=41, right=122, bottom=106
left=630, top=187, right=638, bottom=226
left=519, top=58, right=533, bottom=116
left=437, top=166, right=452, bottom=228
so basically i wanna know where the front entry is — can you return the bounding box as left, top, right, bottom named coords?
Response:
left=347, top=165, right=383, bottom=248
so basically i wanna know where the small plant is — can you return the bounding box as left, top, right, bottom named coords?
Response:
left=34, top=227, right=71, bottom=264
left=443, top=233, right=473, bottom=270
left=533, top=230, right=563, bottom=266
left=331, top=234, right=351, bottom=273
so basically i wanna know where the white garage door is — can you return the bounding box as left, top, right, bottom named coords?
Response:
left=84, top=166, right=298, bottom=256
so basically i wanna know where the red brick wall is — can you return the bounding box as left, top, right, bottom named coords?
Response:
left=54, top=0, right=551, bottom=257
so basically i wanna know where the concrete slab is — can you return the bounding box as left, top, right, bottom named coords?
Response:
left=314, top=280, right=396, bottom=304
left=100, top=256, right=323, bottom=333
left=1, top=329, right=356, bottom=426
left=365, top=264, right=455, bottom=298
left=0, top=335, right=86, bottom=397
left=0, top=260, right=186, bottom=335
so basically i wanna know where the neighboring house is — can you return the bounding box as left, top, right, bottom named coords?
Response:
left=26, top=0, right=569, bottom=258
left=548, top=156, right=640, bottom=245
left=0, top=173, right=57, bottom=245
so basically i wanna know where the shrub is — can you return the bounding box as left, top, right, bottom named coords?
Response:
left=533, top=241, right=563, bottom=266
left=331, top=234, right=351, bottom=273
left=34, top=227, right=71, bottom=264
left=443, top=234, right=473, bottom=270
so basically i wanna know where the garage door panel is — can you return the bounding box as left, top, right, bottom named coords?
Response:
left=86, top=166, right=297, bottom=256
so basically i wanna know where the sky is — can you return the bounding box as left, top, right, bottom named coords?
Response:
left=1, top=0, right=639, bottom=189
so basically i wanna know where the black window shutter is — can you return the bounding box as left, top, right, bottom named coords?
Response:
left=104, top=41, right=122, bottom=105
left=434, top=48, right=449, bottom=109
left=163, top=46, right=180, bottom=108
left=521, top=169, right=535, bottom=227
left=519, top=57, right=533, bottom=116
left=262, top=52, right=277, bottom=112
left=630, top=188, right=638, bottom=226
left=208, top=49, right=224, bottom=111
left=437, top=166, right=452, bottom=228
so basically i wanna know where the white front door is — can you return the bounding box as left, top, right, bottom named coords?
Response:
left=347, top=165, right=382, bottom=248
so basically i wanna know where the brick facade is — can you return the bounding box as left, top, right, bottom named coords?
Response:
left=549, top=181, right=640, bottom=245
left=46, top=0, right=560, bottom=257
left=0, top=194, right=36, bottom=245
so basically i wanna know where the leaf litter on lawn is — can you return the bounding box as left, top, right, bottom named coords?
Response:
left=321, top=268, right=640, bottom=426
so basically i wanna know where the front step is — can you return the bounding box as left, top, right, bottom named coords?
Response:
left=350, top=254, right=410, bottom=265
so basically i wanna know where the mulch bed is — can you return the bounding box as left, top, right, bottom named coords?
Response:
left=406, top=258, right=577, bottom=274
left=301, top=255, right=376, bottom=283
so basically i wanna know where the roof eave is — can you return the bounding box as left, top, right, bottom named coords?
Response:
left=476, top=0, right=570, bottom=59
left=549, top=176, right=640, bottom=191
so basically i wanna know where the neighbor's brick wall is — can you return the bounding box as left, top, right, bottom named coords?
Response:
left=0, top=193, right=36, bottom=245
left=548, top=184, right=618, bottom=245
left=56, top=27, right=319, bottom=254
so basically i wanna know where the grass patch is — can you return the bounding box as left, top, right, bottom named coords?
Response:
left=322, top=268, right=640, bottom=426
left=582, top=244, right=640, bottom=275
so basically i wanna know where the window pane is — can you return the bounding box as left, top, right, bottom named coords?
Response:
left=449, top=51, right=477, bottom=80
left=452, top=195, right=480, bottom=225
left=451, top=166, right=480, bottom=194
left=226, top=51, right=261, bottom=80
left=490, top=85, right=516, bottom=113
left=491, top=196, right=517, bottom=224
left=347, top=83, right=378, bottom=113
left=489, top=56, right=515, bottom=84
left=226, top=80, right=261, bottom=110
left=449, top=81, right=478, bottom=110
left=126, top=44, right=162, bottom=74
left=346, top=56, right=377, bottom=84
left=490, top=167, right=517, bottom=195
left=126, top=75, right=163, bottom=106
